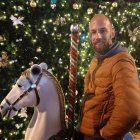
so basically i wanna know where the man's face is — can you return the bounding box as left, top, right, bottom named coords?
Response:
left=89, top=18, right=115, bottom=54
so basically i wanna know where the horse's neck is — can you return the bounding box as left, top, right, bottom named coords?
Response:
left=25, top=80, right=62, bottom=140
left=25, top=103, right=61, bottom=140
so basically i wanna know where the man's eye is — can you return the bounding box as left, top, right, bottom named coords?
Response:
left=100, top=29, right=106, bottom=33
left=17, top=84, right=22, bottom=88
left=91, top=31, right=96, bottom=34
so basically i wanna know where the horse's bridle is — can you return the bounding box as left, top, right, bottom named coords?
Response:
left=1, top=73, right=42, bottom=118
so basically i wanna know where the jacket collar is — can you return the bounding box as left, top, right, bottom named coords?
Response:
left=94, top=42, right=128, bottom=59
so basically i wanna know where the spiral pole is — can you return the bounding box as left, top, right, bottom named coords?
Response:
left=67, top=23, right=79, bottom=138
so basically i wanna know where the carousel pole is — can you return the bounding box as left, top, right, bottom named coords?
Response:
left=67, top=23, right=79, bottom=139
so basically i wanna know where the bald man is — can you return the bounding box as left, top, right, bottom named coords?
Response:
left=77, top=14, right=140, bottom=140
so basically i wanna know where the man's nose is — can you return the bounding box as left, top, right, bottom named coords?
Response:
left=96, top=32, right=102, bottom=39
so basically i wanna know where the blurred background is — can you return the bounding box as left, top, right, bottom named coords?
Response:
left=0, top=0, right=140, bottom=139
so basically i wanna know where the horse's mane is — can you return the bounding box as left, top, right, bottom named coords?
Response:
left=42, top=69, right=66, bottom=130
left=21, top=69, right=30, bottom=77
left=21, top=68, right=66, bottom=130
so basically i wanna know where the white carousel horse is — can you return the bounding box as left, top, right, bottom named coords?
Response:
left=0, top=63, right=134, bottom=140
left=0, top=63, right=66, bottom=140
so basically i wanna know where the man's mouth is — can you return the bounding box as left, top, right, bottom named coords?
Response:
left=95, top=42, right=104, bottom=46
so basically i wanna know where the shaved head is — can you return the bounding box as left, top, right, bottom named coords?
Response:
left=89, top=14, right=113, bottom=30
left=89, top=14, right=115, bottom=54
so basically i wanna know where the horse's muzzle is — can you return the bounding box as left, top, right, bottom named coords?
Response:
left=0, top=104, right=9, bottom=117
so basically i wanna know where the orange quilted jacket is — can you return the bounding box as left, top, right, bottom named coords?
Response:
left=80, top=52, right=140, bottom=140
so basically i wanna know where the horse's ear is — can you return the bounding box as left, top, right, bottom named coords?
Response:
left=39, top=62, right=48, bottom=70
left=30, top=64, right=42, bottom=76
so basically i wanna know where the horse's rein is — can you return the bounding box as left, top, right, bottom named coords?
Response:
left=1, top=73, right=42, bottom=118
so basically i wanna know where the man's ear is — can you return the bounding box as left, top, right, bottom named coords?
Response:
left=111, top=28, right=115, bottom=39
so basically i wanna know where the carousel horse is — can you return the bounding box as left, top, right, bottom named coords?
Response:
left=0, top=63, right=67, bottom=140
left=0, top=62, right=134, bottom=140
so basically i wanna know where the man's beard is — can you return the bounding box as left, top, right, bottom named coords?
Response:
left=92, top=40, right=110, bottom=55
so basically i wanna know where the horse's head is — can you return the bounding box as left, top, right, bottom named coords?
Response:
left=0, top=63, right=47, bottom=118
left=0, top=62, right=67, bottom=140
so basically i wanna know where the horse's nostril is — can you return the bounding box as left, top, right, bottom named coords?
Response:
left=0, top=105, right=3, bottom=109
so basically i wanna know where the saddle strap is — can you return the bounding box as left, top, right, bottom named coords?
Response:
left=48, top=129, right=68, bottom=140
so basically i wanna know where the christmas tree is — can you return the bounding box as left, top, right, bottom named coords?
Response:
left=0, top=0, right=140, bottom=139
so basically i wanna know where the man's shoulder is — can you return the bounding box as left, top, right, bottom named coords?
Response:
left=110, top=52, right=136, bottom=69
left=104, top=52, right=136, bottom=69
left=111, top=52, right=134, bottom=62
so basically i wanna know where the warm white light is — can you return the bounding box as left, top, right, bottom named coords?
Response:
left=32, top=39, right=37, bottom=43
left=49, top=19, right=52, bottom=23
left=87, top=8, right=93, bottom=14
left=0, top=129, right=2, bottom=134
left=43, top=20, right=46, bottom=24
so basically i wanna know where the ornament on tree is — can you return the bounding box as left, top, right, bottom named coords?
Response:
left=29, top=61, right=34, bottom=66
left=19, top=107, right=27, bottom=118
left=10, top=15, right=24, bottom=26
left=17, top=6, right=22, bottom=11
left=43, top=29, right=48, bottom=35
left=54, top=16, right=60, bottom=25
left=64, top=65, right=69, bottom=70
left=0, top=52, right=9, bottom=68
left=58, top=58, right=62, bottom=64
left=73, top=3, right=81, bottom=10
left=54, top=16, right=65, bottom=25
left=36, top=47, right=42, bottom=52
left=50, top=0, right=57, bottom=9
left=51, top=4, right=56, bottom=9
left=87, top=8, right=93, bottom=14
left=0, top=36, right=3, bottom=42
left=30, top=0, right=37, bottom=8
left=16, top=38, right=22, bottom=42
left=0, top=35, right=6, bottom=42
left=60, top=17, right=65, bottom=25
left=15, top=124, right=20, bottom=129
left=34, top=56, right=38, bottom=60
left=122, top=17, right=127, bottom=22
left=128, top=27, right=138, bottom=42
left=51, top=0, right=57, bottom=4
left=112, top=2, right=118, bottom=7
left=56, top=33, right=61, bottom=39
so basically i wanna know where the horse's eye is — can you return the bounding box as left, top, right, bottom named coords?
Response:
left=17, top=84, right=22, bottom=88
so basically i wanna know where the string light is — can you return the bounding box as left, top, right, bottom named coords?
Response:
left=87, top=8, right=93, bottom=14
left=1, top=2, right=5, bottom=5
left=49, top=19, right=52, bottom=23
left=73, top=3, right=81, bottom=10
left=0, top=129, right=2, bottom=134
left=42, top=25, right=45, bottom=28
left=43, top=20, right=46, bottom=24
